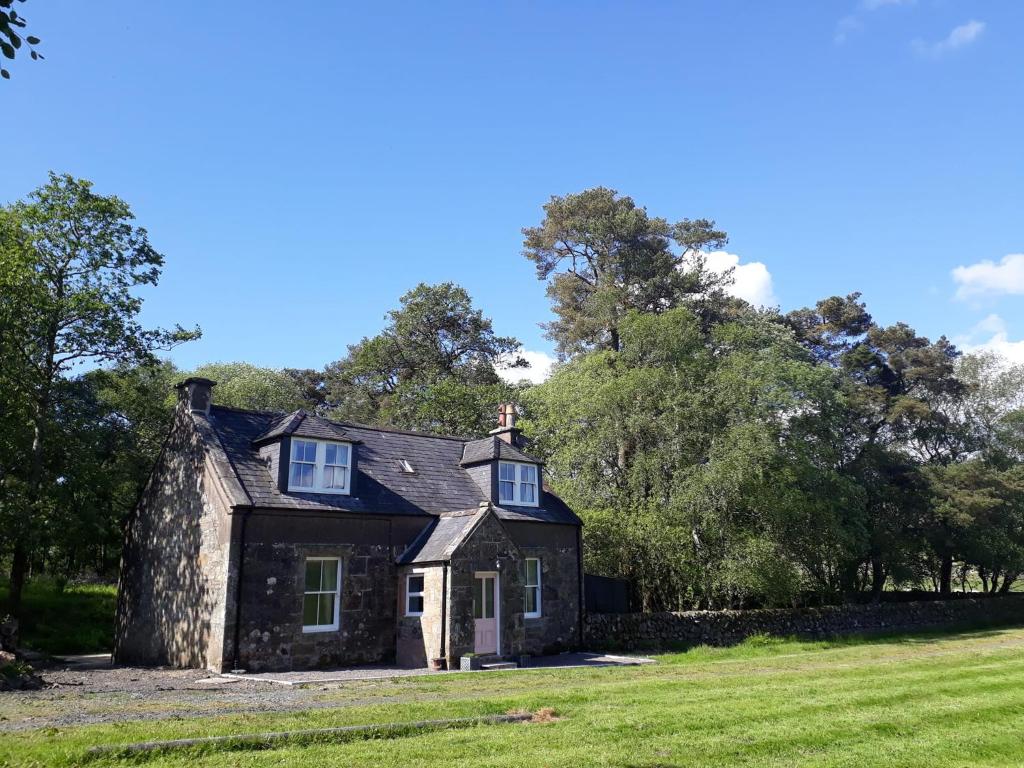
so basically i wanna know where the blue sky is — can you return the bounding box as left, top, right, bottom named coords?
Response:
left=4, top=1, right=1023, bottom=381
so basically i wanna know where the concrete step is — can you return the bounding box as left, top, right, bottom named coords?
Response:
left=480, top=661, right=518, bottom=671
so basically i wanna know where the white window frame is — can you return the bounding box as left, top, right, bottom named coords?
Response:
left=405, top=571, right=425, bottom=617
left=302, top=557, right=341, bottom=633
left=524, top=557, right=542, bottom=619
left=288, top=439, right=352, bottom=494
left=498, top=461, right=539, bottom=507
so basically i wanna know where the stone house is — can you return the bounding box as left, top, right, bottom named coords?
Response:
left=114, top=378, right=583, bottom=672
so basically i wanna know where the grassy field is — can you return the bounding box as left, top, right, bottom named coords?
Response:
left=0, top=579, right=116, bottom=655
left=3, top=626, right=1024, bottom=767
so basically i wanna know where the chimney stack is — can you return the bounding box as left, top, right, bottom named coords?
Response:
left=490, top=403, right=523, bottom=446
left=175, top=377, right=216, bottom=416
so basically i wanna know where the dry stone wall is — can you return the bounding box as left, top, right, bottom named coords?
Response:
left=586, top=595, right=1024, bottom=651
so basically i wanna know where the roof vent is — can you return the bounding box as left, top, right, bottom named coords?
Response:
left=398, top=459, right=415, bottom=474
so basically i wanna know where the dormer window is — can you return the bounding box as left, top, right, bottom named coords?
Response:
left=288, top=439, right=351, bottom=494
left=498, top=461, right=538, bottom=507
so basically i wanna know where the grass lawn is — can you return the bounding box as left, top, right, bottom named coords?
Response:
left=3, top=625, right=1024, bottom=767
left=0, top=579, right=116, bottom=655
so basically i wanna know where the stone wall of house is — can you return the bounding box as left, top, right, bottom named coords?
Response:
left=114, top=405, right=233, bottom=670
left=585, top=595, right=1024, bottom=651
left=505, top=521, right=582, bottom=656
left=395, top=564, right=445, bottom=667
left=446, top=512, right=525, bottom=664
left=233, top=513, right=426, bottom=672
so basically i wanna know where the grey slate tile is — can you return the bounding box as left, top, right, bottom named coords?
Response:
left=204, top=405, right=581, bottom=526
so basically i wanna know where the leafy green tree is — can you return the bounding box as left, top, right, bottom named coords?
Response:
left=0, top=173, right=199, bottom=613
left=927, top=461, right=1024, bottom=594
left=323, top=282, right=525, bottom=434
left=522, top=187, right=731, bottom=357
left=188, top=361, right=319, bottom=413
left=523, top=306, right=852, bottom=609
left=786, top=293, right=970, bottom=595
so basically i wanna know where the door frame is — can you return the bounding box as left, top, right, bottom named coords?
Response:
left=473, top=570, right=501, bottom=656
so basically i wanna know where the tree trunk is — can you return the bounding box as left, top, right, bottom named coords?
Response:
left=938, top=554, right=953, bottom=595
left=869, top=556, right=886, bottom=602
left=7, top=543, right=29, bottom=616
left=11, top=404, right=49, bottom=619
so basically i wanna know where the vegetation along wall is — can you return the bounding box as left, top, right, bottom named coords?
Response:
left=586, top=596, right=1024, bottom=651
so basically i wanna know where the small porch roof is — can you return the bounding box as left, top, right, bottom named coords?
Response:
left=398, top=505, right=495, bottom=565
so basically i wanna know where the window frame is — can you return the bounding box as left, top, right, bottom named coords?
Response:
left=405, top=571, right=425, bottom=617
left=302, top=557, right=342, bottom=633
left=524, top=557, right=542, bottom=619
left=288, top=439, right=352, bottom=495
left=497, top=461, right=539, bottom=507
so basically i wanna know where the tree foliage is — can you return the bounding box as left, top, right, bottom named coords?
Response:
left=0, top=173, right=199, bottom=612
left=522, top=187, right=732, bottom=357
left=0, top=0, right=42, bottom=80
left=189, top=361, right=319, bottom=413
left=323, top=282, right=525, bottom=434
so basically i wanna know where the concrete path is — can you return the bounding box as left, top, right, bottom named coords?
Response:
left=222, top=651, right=655, bottom=686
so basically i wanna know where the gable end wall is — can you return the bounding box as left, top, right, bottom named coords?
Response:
left=114, top=404, right=235, bottom=670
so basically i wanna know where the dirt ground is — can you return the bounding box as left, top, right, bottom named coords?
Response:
left=0, top=659, right=417, bottom=732
left=0, top=652, right=647, bottom=732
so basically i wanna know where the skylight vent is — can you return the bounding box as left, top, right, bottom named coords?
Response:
left=398, top=459, right=416, bottom=474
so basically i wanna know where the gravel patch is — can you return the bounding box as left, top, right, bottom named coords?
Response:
left=0, top=652, right=652, bottom=732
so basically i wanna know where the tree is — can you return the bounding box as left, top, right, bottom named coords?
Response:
left=323, top=282, right=525, bottom=434
left=0, top=0, right=43, bottom=79
left=523, top=305, right=851, bottom=610
left=786, top=293, right=972, bottom=595
left=0, top=173, right=199, bottom=613
left=189, top=362, right=319, bottom=413
left=522, top=187, right=731, bottom=357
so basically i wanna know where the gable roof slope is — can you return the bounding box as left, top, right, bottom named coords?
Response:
left=202, top=405, right=580, bottom=525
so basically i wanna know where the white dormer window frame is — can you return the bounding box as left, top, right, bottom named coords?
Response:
left=498, top=461, right=539, bottom=507
left=288, top=439, right=352, bottom=494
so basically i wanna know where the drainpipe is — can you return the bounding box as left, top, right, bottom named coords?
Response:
left=439, top=562, right=449, bottom=667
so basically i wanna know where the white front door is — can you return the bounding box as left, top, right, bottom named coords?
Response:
left=473, top=572, right=498, bottom=655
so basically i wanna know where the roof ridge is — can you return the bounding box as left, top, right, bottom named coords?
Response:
left=210, top=404, right=477, bottom=443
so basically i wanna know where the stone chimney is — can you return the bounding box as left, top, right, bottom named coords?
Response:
left=175, top=377, right=216, bottom=416
left=489, top=403, right=523, bottom=447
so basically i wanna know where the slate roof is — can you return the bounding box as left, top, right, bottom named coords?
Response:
left=253, top=410, right=355, bottom=445
left=202, top=405, right=581, bottom=526
left=460, top=436, right=544, bottom=466
left=397, top=507, right=486, bottom=564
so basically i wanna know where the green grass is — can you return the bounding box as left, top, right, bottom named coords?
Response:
left=3, top=626, right=1024, bottom=767
left=0, top=579, right=116, bottom=655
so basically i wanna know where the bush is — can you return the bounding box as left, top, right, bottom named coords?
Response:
left=0, top=578, right=117, bottom=654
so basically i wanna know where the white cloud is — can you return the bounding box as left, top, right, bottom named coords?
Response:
left=913, top=19, right=986, bottom=57
left=497, top=350, right=556, bottom=385
left=952, top=253, right=1024, bottom=300
left=835, top=15, right=864, bottom=44
left=702, top=251, right=778, bottom=308
left=955, top=314, right=1024, bottom=365
left=836, top=0, right=913, bottom=44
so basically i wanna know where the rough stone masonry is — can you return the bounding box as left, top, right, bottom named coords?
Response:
left=585, top=595, right=1024, bottom=651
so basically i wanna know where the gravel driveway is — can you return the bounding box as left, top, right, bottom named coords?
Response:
left=0, top=658, right=427, bottom=732
left=0, top=651, right=650, bottom=733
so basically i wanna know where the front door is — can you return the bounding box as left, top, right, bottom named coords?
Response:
left=473, top=572, right=498, bottom=655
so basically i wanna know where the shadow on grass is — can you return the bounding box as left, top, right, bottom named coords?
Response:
left=0, top=578, right=116, bottom=655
